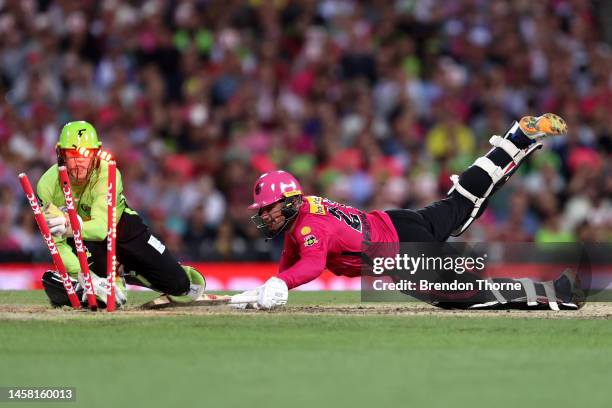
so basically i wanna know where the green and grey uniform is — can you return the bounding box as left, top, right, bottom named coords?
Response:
left=37, top=161, right=190, bottom=296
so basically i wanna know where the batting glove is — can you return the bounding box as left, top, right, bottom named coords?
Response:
left=257, top=277, right=288, bottom=310
left=229, top=288, right=260, bottom=309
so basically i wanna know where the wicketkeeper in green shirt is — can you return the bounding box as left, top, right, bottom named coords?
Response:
left=38, top=121, right=205, bottom=308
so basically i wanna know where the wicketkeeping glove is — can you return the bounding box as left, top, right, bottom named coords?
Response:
left=44, top=203, right=69, bottom=237
left=44, top=203, right=81, bottom=238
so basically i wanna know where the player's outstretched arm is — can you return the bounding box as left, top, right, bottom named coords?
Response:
left=230, top=277, right=285, bottom=310
left=231, top=254, right=326, bottom=310
left=231, top=277, right=289, bottom=310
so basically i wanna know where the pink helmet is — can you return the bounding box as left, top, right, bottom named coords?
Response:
left=248, top=170, right=303, bottom=210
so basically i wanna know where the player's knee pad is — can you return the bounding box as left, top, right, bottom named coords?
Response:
left=42, top=270, right=84, bottom=308
left=448, top=121, right=543, bottom=236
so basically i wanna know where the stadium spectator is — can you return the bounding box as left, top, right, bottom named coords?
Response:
left=0, top=0, right=610, bottom=262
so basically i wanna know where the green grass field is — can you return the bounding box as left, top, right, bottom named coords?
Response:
left=1, top=291, right=611, bottom=408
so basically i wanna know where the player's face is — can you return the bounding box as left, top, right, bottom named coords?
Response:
left=259, top=201, right=286, bottom=232
left=64, top=150, right=95, bottom=185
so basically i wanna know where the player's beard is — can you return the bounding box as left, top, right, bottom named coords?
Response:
left=267, top=216, right=286, bottom=232
left=66, top=158, right=94, bottom=186
left=264, top=207, right=287, bottom=233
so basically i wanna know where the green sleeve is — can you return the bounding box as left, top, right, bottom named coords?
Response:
left=82, top=163, right=124, bottom=241
left=56, top=241, right=81, bottom=278
left=36, top=166, right=81, bottom=278
left=35, top=165, right=57, bottom=209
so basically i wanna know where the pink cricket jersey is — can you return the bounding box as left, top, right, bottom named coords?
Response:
left=277, top=196, right=398, bottom=289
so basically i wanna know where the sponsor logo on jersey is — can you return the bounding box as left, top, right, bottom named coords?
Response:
left=306, top=196, right=326, bottom=215
left=148, top=234, right=166, bottom=254
left=304, top=234, right=318, bottom=247
left=300, top=226, right=312, bottom=235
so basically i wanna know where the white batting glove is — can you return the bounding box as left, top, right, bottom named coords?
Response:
left=229, top=288, right=260, bottom=309
left=257, top=277, right=288, bottom=310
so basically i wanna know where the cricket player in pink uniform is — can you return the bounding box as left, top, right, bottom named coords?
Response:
left=233, top=114, right=584, bottom=310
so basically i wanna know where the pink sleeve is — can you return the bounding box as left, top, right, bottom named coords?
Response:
left=277, top=221, right=329, bottom=289
left=278, top=234, right=298, bottom=273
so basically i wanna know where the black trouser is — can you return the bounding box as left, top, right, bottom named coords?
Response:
left=67, top=212, right=189, bottom=296
left=385, top=193, right=487, bottom=308
left=386, top=193, right=472, bottom=243
left=385, top=190, right=576, bottom=309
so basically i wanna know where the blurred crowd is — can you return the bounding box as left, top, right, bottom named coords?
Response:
left=0, top=0, right=610, bottom=263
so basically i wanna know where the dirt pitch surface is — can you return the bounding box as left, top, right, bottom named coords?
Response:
left=2, top=298, right=612, bottom=320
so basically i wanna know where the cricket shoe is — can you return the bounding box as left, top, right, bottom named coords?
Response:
left=468, top=269, right=585, bottom=311
left=498, top=269, right=585, bottom=310
left=518, top=113, right=567, bottom=141
left=448, top=113, right=567, bottom=237
left=168, top=265, right=206, bottom=303
left=553, top=268, right=585, bottom=310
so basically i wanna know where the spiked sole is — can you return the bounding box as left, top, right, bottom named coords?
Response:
left=519, top=113, right=567, bottom=138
